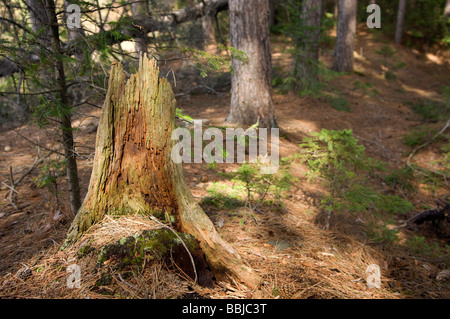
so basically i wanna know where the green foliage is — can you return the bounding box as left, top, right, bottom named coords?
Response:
left=406, top=236, right=450, bottom=258
left=384, top=71, right=397, bottom=81
left=383, top=166, right=415, bottom=192
left=353, top=81, right=378, bottom=97
left=366, top=220, right=400, bottom=243
left=299, top=129, right=382, bottom=193
left=229, top=159, right=295, bottom=210
left=35, top=160, right=66, bottom=192
left=375, top=45, right=398, bottom=60
left=403, top=126, right=438, bottom=147
left=411, top=100, right=450, bottom=122
left=203, top=158, right=295, bottom=211
left=324, top=184, right=413, bottom=215
left=180, top=46, right=248, bottom=78
left=359, top=0, right=449, bottom=48
left=201, top=183, right=245, bottom=210
left=327, top=94, right=351, bottom=112
left=299, top=129, right=412, bottom=217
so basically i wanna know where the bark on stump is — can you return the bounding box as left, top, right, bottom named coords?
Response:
left=64, top=55, right=260, bottom=289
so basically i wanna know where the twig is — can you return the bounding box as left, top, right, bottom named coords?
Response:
left=248, top=249, right=266, bottom=260
left=175, top=85, right=223, bottom=97
left=13, top=129, right=65, bottom=156
left=8, top=166, right=17, bottom=209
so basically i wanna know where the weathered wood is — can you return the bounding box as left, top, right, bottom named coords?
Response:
left=65, top=55, right=260, bottom=288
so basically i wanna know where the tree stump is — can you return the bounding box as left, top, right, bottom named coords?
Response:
left=64, top=55, right=260, bottom=289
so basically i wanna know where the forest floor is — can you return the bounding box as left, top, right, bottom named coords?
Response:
left=0, top=25, right=449, bottom=299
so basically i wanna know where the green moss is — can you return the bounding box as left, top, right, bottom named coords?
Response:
left=95, top=273, right=113, bottom=286
left=97, top=229, right=197, bottom=267
left=77, top=245, right=94, bottom=258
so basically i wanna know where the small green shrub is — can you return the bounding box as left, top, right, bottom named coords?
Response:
left=375, top=45, right=397, bottom=59
left=383, top=166, right=415, bottom=192
left=203, top=158, right=295, bottom=211
left=406, top=236, right=450, bottom=258
left=328, top=95, right=351, bottom=112
left=411, top=100, right=450, bottom=122
left=299, top=129, right=412, bottom=217
left=384, top=71, right=397, bottom=80
left=299, top=129, right=384, bottom=195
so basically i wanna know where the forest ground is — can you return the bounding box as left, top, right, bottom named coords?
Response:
left=0, top=25, right=449, bottom=299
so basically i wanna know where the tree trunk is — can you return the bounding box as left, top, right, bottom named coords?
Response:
left=395, top=0, right=407, bottom=44
left=227, top=0, right=277, bottom=129
left=64, top=55, right=260, bottom=289
left=44, top=0, right=82, bottom=215
left=332, top=0, right=357, bottom=72
left=202, top=12, right=217, bottom=53
left=445, top=0, right=450, bottom=18
left=293, top=0, right=323, bottom=92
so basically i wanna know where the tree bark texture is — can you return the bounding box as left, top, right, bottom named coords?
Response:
left=65, top=55, right=260, bottom=288
left=395, top=0, right=407, bottom=44
left=332, top=0, right=357, bottom=72
left=227, top=0, right=277, bottom=128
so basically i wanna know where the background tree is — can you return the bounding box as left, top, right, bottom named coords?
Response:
left=395, top=0, right=407, bottom=44
left=445, top=0, right=450, bottom=18
left=25, top=0, right=82, bottom=214
left=293, top=0, right=323, bottom=94
left=332, top=0, right=358, bottom=72
left=227, top=0, right=277, bottom=128
left=201, top=7, right=217, bottom=52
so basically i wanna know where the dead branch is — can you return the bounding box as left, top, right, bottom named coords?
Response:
left=395, top=198, right=450, bottom=229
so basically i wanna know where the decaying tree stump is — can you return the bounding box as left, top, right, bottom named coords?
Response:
left=64, top=55, right=260, bottom=288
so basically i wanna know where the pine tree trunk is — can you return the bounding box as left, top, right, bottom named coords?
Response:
left=202, top=12, right=217, bottom=53
left=33, top=0, right=82, bottom=214
left=332, top=0, right=357, bottom=72
left=227, top=0, right=277, bottom=129
left=445, top=0, right=450, bottom=18
left=64, top=55, right=260, bottom=289
left=293, top=0, right=322, bottom=92
left=395, top=0, right=407, bottom=44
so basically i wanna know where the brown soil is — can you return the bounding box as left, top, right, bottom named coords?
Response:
left=0, top=25, right=449, bottom=299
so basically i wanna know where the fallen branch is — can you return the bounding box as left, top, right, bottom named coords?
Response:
left=395, top=198, right=450, bottom=229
